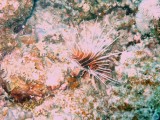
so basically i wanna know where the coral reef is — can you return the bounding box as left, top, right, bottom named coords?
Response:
left=0, top=28, right=17, bottom=60
left=0, top=0, right=33, bottom=31
left=135, top=0, right=160, bottom=34
left=54, top=0, right=138, bottom=23
left=0, top=0, right=160, bottom=119
left=0, top=0, right=34, bottom=62
left=0, top=44, right=68, bottom=101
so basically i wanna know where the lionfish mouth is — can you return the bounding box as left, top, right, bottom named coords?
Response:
left=71, top=37, right=122, bottom=86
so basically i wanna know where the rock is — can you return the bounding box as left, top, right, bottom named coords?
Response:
left=9, top=75, right=47, bottom=102
left=0, top=28, right=17, bottom=60
left=18, top=35, right=36, bottom=45
left=0, top=40, right=67, bottom=102
left=18, top=112, right=26, bottom=120
left=12, top=109, right=20, bottom=120
left=0, top=87, right=4, bottom=95
left=2, top=107, right=8, bottom=116
left=0, top=0, right=33, bottom=30
left=0, top=100, right=6, bottom=108
left=25, top=111, right=33, bottom=118
left=6, top=110, right=14, bottom=119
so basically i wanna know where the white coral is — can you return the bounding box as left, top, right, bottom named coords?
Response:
left=135, top=0, right=160, bottom=34
left=0, top=50, right=43, bottom=81
left=45, top=65, right=64, bottom=86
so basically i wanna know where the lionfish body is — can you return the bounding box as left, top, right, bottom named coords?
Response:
left=69, top=22, right=120, bottom=84
left=69, top=22, right=121, bottom=85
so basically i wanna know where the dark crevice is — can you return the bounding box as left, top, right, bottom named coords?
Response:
left=13, top=0, right=39, bottom=33
left=106, top=5, right=138, bottom=15
left=40, top=0, right=51, bottom=9
left=126, top=41, right=136, bottom=48
left=24, top=0, right=39, bottom=24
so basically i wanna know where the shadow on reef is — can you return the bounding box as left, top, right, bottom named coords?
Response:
left=13, top=0, right=40, bottom=33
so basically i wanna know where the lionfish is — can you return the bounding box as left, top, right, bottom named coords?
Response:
left=69, top=21, right=122, bottom=86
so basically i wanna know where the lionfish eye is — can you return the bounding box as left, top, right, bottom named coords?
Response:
left=86, top=66, right=90, bottom=69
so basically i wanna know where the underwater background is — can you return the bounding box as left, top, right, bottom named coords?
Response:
left=0, top=0, right=160, bottom=120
